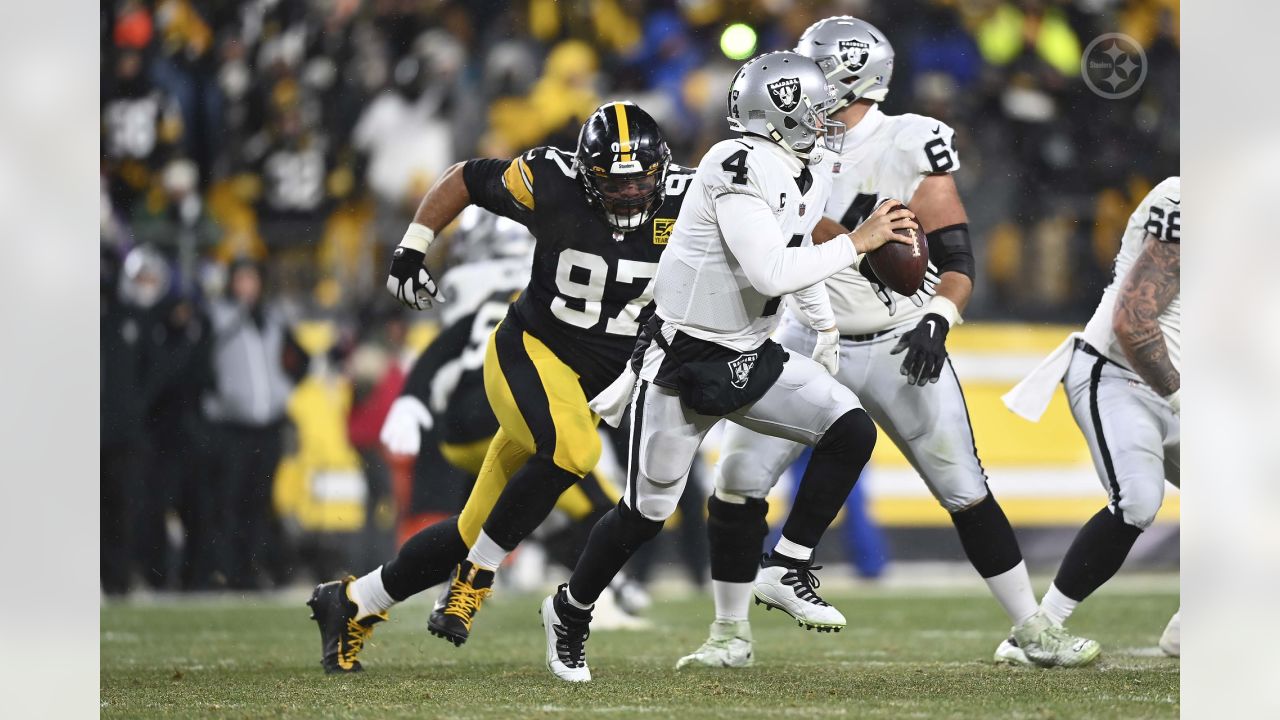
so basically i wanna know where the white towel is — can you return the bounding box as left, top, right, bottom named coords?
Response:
left=589, top=364, right=638, bottom=428
left=1001, top=333, right=1080, bottom=422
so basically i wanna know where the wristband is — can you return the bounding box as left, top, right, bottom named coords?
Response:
left=1165, top=389, right=1180, bottom=413
left=927, top=295, right=962, bottom=326
left=399, top=223, right=436, bottom=253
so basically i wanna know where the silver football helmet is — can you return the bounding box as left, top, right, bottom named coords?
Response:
left=451, top=206, right=535, bottom=265
left=795, top=16, right=895, bottom=110
left=726, top=51, right=844, bottom=161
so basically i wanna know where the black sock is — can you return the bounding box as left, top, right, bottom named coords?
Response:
left=567, top=503, right=664, bottom=605
left=780, top=409, right=876, bottom=549
left=707, top=494, right=769, bottom=583
left=481, top=455, right=581, bottom=550
left=1053, top=507, right=1143, bottom=602
left=949, top=492, right=1025, bottom=578
left=380, top=515, right=469, bottom=601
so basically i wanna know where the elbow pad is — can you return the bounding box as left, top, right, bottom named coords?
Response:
left=926, top=223, right=975, bottom=281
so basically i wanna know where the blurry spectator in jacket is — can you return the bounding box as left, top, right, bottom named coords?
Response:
left=204, top=258, right=296, bottom=589
left=101, top=246, right=147, bottom=596
left=119, top=244, right=219, bottom=591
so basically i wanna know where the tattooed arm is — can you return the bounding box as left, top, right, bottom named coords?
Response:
left=1112, top=234, right=1181, bottom=396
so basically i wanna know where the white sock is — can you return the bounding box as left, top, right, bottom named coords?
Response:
left=1040, top=583, right=1080, bottom=626
left=983, top=561, right=1039, bottom=626
left=564, top=586, right=594, bottom=610
left=772, top=535, right=813, bottom=562
left=348, top=566, right=397, bottom=618
left=466, top=530, right=509, bottom=571
left=712, top=580, right=752, bottom=623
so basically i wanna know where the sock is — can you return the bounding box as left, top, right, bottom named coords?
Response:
left=983, top=561, right=1039, bottom=626
left=567, top=503, right=664, bottom=606
left=380, top=515, right=469, bottom=600
left=706, top=493, right=768, bottom=582
left=564, top=585, right=593, bottom=610
left=467, top=529, right=508, bottom=571
left=947, top=493, right=1037, bottom=625
left=1052, top=506, right=1143, bottom=603
left=772, top=535, right=813, bottom=562
left=1040, top=583, right=1080, bottom=626
left=349, top=567, right=397, bottom=617
left=949, top=492, right=1025, bottom=577
left=780, top=409, right=876, bottom=547
left=481, top=456, right=581, bottom=549
left=712, top=580, right=752, bottom=622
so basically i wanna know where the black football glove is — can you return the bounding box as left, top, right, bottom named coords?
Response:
left=385, top=246, right=445, bottom=310
left=890, top=312, right=950, bottom=386
left=856, top=257, right=940, bottom=317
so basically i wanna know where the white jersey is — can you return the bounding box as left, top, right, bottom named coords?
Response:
left=1081, top=177, right=1181, bottom=371
left=652, top=136, right=852, bottom=352
left=789, top=105, right=961, bottom=335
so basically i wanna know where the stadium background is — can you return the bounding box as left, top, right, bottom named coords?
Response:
left=100, top=0, right=1180, bottom=596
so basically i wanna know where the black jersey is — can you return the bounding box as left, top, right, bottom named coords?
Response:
left=463, top=147, right=694, bottom=397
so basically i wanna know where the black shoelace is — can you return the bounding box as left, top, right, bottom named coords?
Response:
left=554, top=601, right=591, bottom=667
left=782, top=563, right=830, bottom=606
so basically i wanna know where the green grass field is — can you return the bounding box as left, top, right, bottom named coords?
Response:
left=101, top=576, right=1179, bottom=719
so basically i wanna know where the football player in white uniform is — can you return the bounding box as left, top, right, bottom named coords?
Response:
left=676, top=16, right=1099, bottom=671
left=1003, top=177, right=1180, bottom=663
left=537, top=51, right=919, bottom=682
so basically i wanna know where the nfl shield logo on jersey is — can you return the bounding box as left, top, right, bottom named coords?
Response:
left=767, top=77, right=801, bottom=112
left=727, top=352, right=758, bottom=389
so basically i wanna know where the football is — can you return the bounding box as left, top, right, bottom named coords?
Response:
left=866, top=204, right=929, bottom=296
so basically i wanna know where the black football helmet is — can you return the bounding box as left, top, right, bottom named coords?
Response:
left=575, top=101, right=671, bottom=232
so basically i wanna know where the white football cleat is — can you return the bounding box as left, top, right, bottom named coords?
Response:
left=675, top=620, right=754, bottom=669
left=540, top=585, right=592, bottom=682
left=752, top=555, right=846, bottom=632
left=993, top=635, right=1033, bottom=667
left=1159, top=610, right=1180, bottom=657
left=1012, top=611, right=1101, bottom=668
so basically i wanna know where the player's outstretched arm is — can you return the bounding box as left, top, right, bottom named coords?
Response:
left=1112, top=233, right=1181, bottom=406
left=386, top=162, right=472, bottom=310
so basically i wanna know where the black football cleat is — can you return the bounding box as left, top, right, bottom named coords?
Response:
left=307, top=576, right=386, bottom=674
left=427, top=561, right=495, bottom=647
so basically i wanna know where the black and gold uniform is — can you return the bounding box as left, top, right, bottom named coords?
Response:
left=307, top=103, right=684, bottom=672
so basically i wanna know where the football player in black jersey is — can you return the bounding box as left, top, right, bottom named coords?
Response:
left=308, top=102, right=692, bottom=673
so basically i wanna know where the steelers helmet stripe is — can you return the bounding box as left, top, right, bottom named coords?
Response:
left=613, top=102, right=631, bottom=161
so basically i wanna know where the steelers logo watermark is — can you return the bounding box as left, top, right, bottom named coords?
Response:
left=1081, top=33, right=1147, bottom=99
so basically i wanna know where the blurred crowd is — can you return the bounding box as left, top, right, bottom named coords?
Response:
left=100, top=0, right=1178, bottom=594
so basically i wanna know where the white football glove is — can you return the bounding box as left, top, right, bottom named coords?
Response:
left=811, top=328, right=840, bottom=375
left=380, top=396, right=434, bottom=455
left=1166, top=389, right=1180, bottom=415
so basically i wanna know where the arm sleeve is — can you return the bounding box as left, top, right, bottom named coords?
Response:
left=461, top=155, right=537, bottom=225
left=400, top=315, right=474, bottom=403
left=790, top=281, right=835, bottom=331
left=716, top=193, right=857, bottom=297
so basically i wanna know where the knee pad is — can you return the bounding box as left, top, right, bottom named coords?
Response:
left=715, top=452, right=776, bottom=501
left=1114, top=481, right=1163, bottom=530
left=706, top=494, right=769, bottom=583
left=548, top=433, right=601, bottom=478
left=815, top=408, right=877, bottom=459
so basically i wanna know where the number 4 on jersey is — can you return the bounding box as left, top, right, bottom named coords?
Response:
left=721, top=149, right=749, bottom=185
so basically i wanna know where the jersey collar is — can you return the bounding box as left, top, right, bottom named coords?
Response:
left=839, top=104, right=887, bottom=155
left=745, top=134, right=806, bottom=176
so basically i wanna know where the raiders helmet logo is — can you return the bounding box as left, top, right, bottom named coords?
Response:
left=767, top=77, right=801, bottom=112
left=728, top=352, right=758, bottom=389
left=838, top=38, right=871, bottom=71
